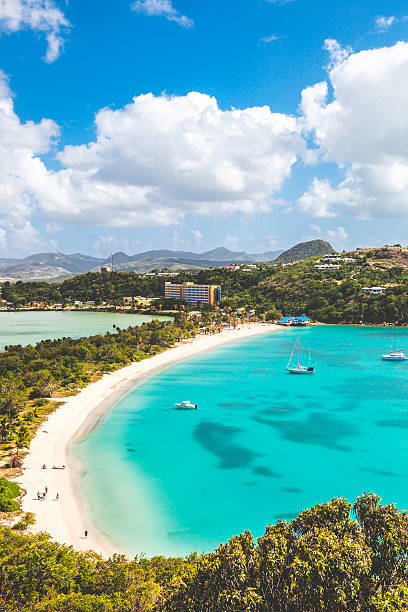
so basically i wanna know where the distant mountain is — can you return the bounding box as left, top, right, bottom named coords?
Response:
left=0, top=252, right=105, bottom=280
left=108, top=247, right=284, bottom=266
left=0, top=245, right=287, bottom=281
left=274, top=240, right=335, bottom=264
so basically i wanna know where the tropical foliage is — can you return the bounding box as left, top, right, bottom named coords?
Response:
left=0, top=477, right=20, bottom=512
left=0, top=494, right=408, bottom=610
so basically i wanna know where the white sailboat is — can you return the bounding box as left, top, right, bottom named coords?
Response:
left=287, top=336, right=315, bottom=374
left=382, top=332, right=407, bottom=361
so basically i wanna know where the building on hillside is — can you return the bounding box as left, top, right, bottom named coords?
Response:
left=157, top=272, right=180, bottom=277
left=165, top=282, right=221, bottom=305
left=362, top=287, right=386, bottom=295
left=323, top=256, right=355, bottom=263
left=314, top=264, right=341, bottom=270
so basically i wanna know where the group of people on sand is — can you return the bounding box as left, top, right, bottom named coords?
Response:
left=38, top=465, right=62, bottom=501
left=37, top=486, right=59, bottom=501
left=38, top=462, right=88, bottom=539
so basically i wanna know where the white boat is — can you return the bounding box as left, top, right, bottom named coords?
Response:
left=175, top=400, right=198, bottom=410
left=382, top=332, right=407, bottom=361
left=287, top=337, right=315, bottom=374
left=382, top=350, right=407, bottom=361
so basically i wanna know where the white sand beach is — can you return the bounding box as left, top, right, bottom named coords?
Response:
left=17, top=323, right=281, bottom=557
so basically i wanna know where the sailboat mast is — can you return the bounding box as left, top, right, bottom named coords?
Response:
left=287, top=338, right=297, bottom=369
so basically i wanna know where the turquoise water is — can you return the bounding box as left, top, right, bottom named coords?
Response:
left=0, top=311, right=171, bottom=349
left=75, top=326, right=408, bottom=557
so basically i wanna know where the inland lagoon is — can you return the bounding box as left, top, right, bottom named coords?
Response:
left=75, top=325, right=408, bottom=557
left=0, top=311, right=171, bottom=349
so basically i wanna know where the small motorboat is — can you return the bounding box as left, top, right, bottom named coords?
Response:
left=382, top=350, right=407, bottom=361
left=175, top=400, right=198, bottom=410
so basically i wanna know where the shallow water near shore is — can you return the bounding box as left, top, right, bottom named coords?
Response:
left=75, top=325, right=408, bottom=557
left=0, top=311, right=171, bottom=349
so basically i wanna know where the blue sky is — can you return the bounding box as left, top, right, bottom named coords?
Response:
left=1, top=0, right=408, bottom=257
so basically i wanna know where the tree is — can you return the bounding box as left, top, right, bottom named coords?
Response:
left=0, top=381, right=26, bottom=420
left=353, top=492, right=408, bottom=596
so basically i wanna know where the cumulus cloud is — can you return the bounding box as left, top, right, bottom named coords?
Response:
left=51, top=91, right=305, bottom=227
left=323, top=39, right=352, bottom=71
left=301, top=41, right=408, bottom=219
left=298, top=177, right=361, bottom=218
left=131, top=0, right=193, bottom=28
left=326, top=226, right=348, bottom=241
left=375, top=16, right=395, bottom=32
left=0, top=71, right=59, bottom=253
left=0, top=0, right=70, bottom=62
left=0, top=81, right=305, bottom=249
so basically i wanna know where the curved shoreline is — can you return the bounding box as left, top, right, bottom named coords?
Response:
left=17, top=323, right=282, bottom=557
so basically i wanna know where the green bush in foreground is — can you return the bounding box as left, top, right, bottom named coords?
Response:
left=1, top=493, right=408, bottom=611
left=0, top=477, right=20, bottom=512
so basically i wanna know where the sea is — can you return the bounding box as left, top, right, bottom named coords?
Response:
left=74, top=325, right=408, bottom=558
left=0, top=311, right=171, bottom=350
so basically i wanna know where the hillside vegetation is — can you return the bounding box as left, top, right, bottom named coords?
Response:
left=274, top=239, right=335, bottom=263
left=0, top=493, right=407, bottom=610
left=3, top=245, right=408, bottom=324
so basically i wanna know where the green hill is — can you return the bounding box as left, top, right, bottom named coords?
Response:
left=275, top=239, right=335, bottom=263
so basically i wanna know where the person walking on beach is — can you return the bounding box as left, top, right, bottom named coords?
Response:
left=45, top=486, right=48, bottom=495
left=56, top=493, right=59, bottom=501
left=84, top=530, right=88, bottom=538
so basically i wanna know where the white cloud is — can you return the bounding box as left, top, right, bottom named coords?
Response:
left=0, top=71, right=59, bottom=254
left=51, top=91, right=305, bottom=227
left=298, top=177, right=360, bottom=218
left=326, top=226, right=348, bottom=241
left=323, top=39, right=352, bottom=71
left=301, top=41, right=408, bottom=219
left=308, top=223, right=321, bottom=234
left=258, top=34, right=279, bottom=44
left=375, top=16, right=395, bottom=32
left=131, top=0, right=193, bottom=28
left=191, top=229, right=203, bottom=245
left=0, top=0, right=70, bottom=62
left=0, top=77, right=305, bottom=240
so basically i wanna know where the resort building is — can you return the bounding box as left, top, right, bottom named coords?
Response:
left=165, top=282, right=222, bottom=305
left=322, top=256, right=356, bottom=263
left=314, top=264, right=341, bottom=270
left=362, top=287, right=387, bottom=295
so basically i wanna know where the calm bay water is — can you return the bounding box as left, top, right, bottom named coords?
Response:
left=0, top=311, right=171, bottom=349
left=75, top=325, right=408, bottom=557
